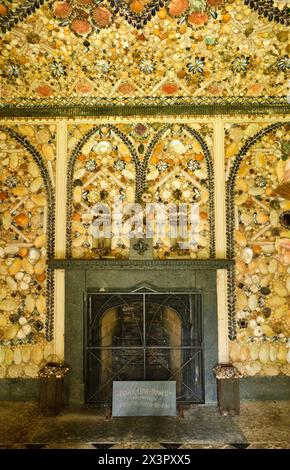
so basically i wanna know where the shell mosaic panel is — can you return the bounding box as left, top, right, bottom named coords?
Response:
left=0, top=0, right=289, bottom=102
left=0, top=124, right=55, bottom=379
left=226, top=122, right=290, bottom=377
left=67, top=121, right=214, bottom=259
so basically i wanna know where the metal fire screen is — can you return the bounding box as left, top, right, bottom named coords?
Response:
left=85, top=289, right=204, bottom=405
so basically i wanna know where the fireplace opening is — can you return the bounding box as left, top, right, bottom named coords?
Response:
left=85, top=289, right=204, bottom=405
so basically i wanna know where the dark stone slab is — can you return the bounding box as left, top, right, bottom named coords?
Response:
left=112, top=381, right=177, bottom=417
left=0, top=379, right=39, bottom=401
left=240, top=376, right=290, bottom=400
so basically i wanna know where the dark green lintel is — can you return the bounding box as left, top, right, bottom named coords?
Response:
left=48, top=258, right=234, bottom=270
left=0, top=102, right=289, bottom=118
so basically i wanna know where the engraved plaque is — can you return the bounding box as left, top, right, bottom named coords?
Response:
left=112, top=381, right=176, bottom=417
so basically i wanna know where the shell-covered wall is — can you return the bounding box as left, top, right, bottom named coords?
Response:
left=226, top=122, right=290, bottom=377
left=67, top=122, right=213, bottom=259
left=0, top=124, right=55, bottom=379
left=0, top=117, right=289, bottom=381
left=0, top=0, right=289, bottom=384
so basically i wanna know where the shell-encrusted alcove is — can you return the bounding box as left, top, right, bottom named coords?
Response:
left=0, top=0, right=289, bottom=392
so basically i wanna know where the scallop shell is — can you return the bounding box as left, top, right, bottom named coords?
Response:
left=92, top=7, right=112, bottom=27
left=168, top=139, right=187, bottom=155
left=53, top=1, right=73, bottom=18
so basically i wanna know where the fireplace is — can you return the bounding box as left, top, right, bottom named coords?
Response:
left=85, top=290, right=203, bottom=405
left=49, top=258, right=233, bottom=405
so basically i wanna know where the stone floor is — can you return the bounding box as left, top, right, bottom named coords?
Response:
left=0, top=401, right=289, bottom=449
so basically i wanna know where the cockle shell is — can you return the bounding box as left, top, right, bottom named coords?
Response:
left=93, top=141, right=112, bottom=155
left=168, top=139, right=187, bottom=155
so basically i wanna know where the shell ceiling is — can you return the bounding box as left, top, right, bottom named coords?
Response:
left=0, top=0, right=289, bottom=100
